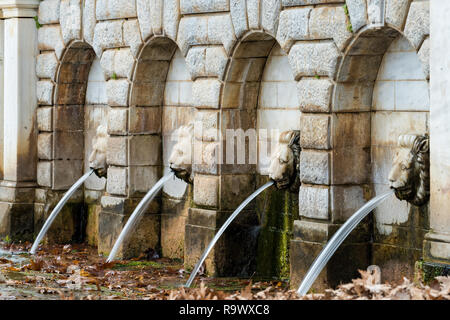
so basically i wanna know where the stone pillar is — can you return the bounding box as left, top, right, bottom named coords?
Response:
left=0, top=0, right=39, bottom=241
left=425, top=0, right=450, bottom=268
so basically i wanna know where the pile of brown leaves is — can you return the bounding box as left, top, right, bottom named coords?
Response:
left=302, top=268, right=450, bottom=300
left=1, top=243, right=449, bottom=300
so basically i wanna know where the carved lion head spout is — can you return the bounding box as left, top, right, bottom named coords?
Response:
left=268, top=130, right=301, bottom=193
left=388, top=134, right=430, bottom=206
left=169, top=124, right=194, bottom=184
left=88, top=125, right=108, bottom=178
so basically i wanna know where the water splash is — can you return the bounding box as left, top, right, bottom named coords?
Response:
left=30, top=169, right=94, bottom=255
left=106, top=172, right=175, bottom=263
left=296, top=190, right=394, bottom=296
left=185, top=181, right=274, bottom=287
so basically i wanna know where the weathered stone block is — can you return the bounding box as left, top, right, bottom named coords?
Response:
left=184, top=223, right=217, bottom=274
left=106, top=79, right=130, bottom=107
left=129, top=135, right=161, bottom=166
left=207, top=14, right=237, bottom=54
left=385, top=0, right=411, bottom=30
left=261, top=0, right=282, bottom=35
left=177, top=16, right=208, bottom=55
left=107, top=107, right=128, bottom=134
left=332, top=112, right=371, bottom=148
left=161, top=211, right=186, bottom=259
left=230, top=0, right=249, bottom=38
left=404, top=1, right=429, bottom=49
left=299, top=185, right=330, bottom=220
left=36, top=52, right=58, bottom=80
left=309, top=6, right=352, bottom=51
left=83, top=0, right=96, bottom=45
left=130, top=82, right=165, bottom=107
left=276, top=7, right=309, bottom=51
left=96, top=0, right=137, bottom=20
left=338, top=55, right=383, bottom=82
left=53, top=131, right=84, bottom=160
left=37, top=107, right=53, bottom=132
left=372, top=243, right=421, bottom=284
left=149, top=0, right=163, bottom=35
left=0, top=203, right=34, bottom=242
left=333, top=82, right=374, bottom=112
left=52, top=160, right=83, bottom=190
left=418, top=37, right=430, bottom=79
left=163, top=0, right=181, bottom=40
left=298, top=79, right=333, bottom=113
left=98, top=210, right=160, bottom=259
left=37, top=81, right=54, bottom=105
left=37, top=161, right=52, bottom=187
left=293, top=219, right=371, bottom=244
left=86, top=204, right=100, bottom=246
left=282, top=0, right=343, bottom=5
left=332, top=147, right=370, bottom=185
left=106, top=166, right=128, bottom=196
left=220, top=174, right=256, bottom=211
left=300, top=150, right=330, bottom=185
left=180, top=0, right=229, bottom=14
left=39, top=0, right=60, bottom=25
left=192, top=79, right=221, bottom=108
left=289, top=41, right=341, bottom=79
left=346, top=0, right=367, bottom=32
left=300, top=114, right=331, bottom=149
left=193, top=174, right=219, bottom=207
left=247, top=0, right=260, bottom=29
left=93, top=20, right=124, bottom=56
left=129, top=106, right=161, bottom=134
left=123, top=19, right=143, bottom=57
left=54, top=105, right=84, bottom=131
left=101, top=48, right=135, bottom=80
left=290, top=239, right=370, bottom=290
left=137, top=0, right=152, bottom=40
left=38, top=25, right=65, bottom=59
left=106, top=136, right=128, bottom=166
left=60, top=0, right=82, bottom=44
left=129, top=166, right=160, bottom=196
left=38, top=133, right=53, bottom=160
left=330, top=185, right=367, bottom=223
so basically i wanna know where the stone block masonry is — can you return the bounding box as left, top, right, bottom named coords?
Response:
left=0, top=0, right=441, bottom=290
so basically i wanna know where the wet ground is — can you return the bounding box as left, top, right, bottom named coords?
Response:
left=0, top=242, right=290, bottom=300
left=1, top=241, right=449, bottom=300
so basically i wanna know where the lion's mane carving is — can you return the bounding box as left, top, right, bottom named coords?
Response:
left=169, top=124, right=194, bottom=184
left=268, top=130, right=301, bottom=193
left=88, top=125, right=108, bottom=178
left=388, top=134, right=430, bottom=206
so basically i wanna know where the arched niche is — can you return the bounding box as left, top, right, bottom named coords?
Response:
left=36, top=41, right=100, bottom=244
left=217, top=32, right=301, bottom=277
left=118, top=37, right=194, bottom=259
left=332, top=27, right=429, bottom=282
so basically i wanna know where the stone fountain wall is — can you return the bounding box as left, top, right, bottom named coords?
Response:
left=2, top=0, right=448, bottom=289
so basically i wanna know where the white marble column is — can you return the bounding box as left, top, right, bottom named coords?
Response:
left=426, top=0, right=450, bottom=264
left=0, top=0, right=39, bottom=240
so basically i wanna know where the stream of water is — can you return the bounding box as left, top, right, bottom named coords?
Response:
left=106, top=172, right=175, bottom=263
left=185, top=180, right=274, bottom=287
left=30, top=169, right=94, bottom=255
left=296, top=190, right=394, bottom=296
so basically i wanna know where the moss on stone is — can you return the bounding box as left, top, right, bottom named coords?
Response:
left=418, top=261, right=450, bottom=284
left=255, top=176, right=299, bottom=279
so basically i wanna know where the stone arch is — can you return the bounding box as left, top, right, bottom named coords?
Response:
left=330, top=25, right=430, bottom=282
left=289, top=1, right=429, bottom=290
left=187, top=31, right=301, bottom=277
left=36, top=40, right=102, bottom=244
left=99, top=36, right=195, bottom=259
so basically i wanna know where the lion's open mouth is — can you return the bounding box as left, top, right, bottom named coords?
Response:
left=392, top=185, right=413, bottom=200
left=170, top=165, right=192, bottom=184
left=274, top=177, right=291, bottom=190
